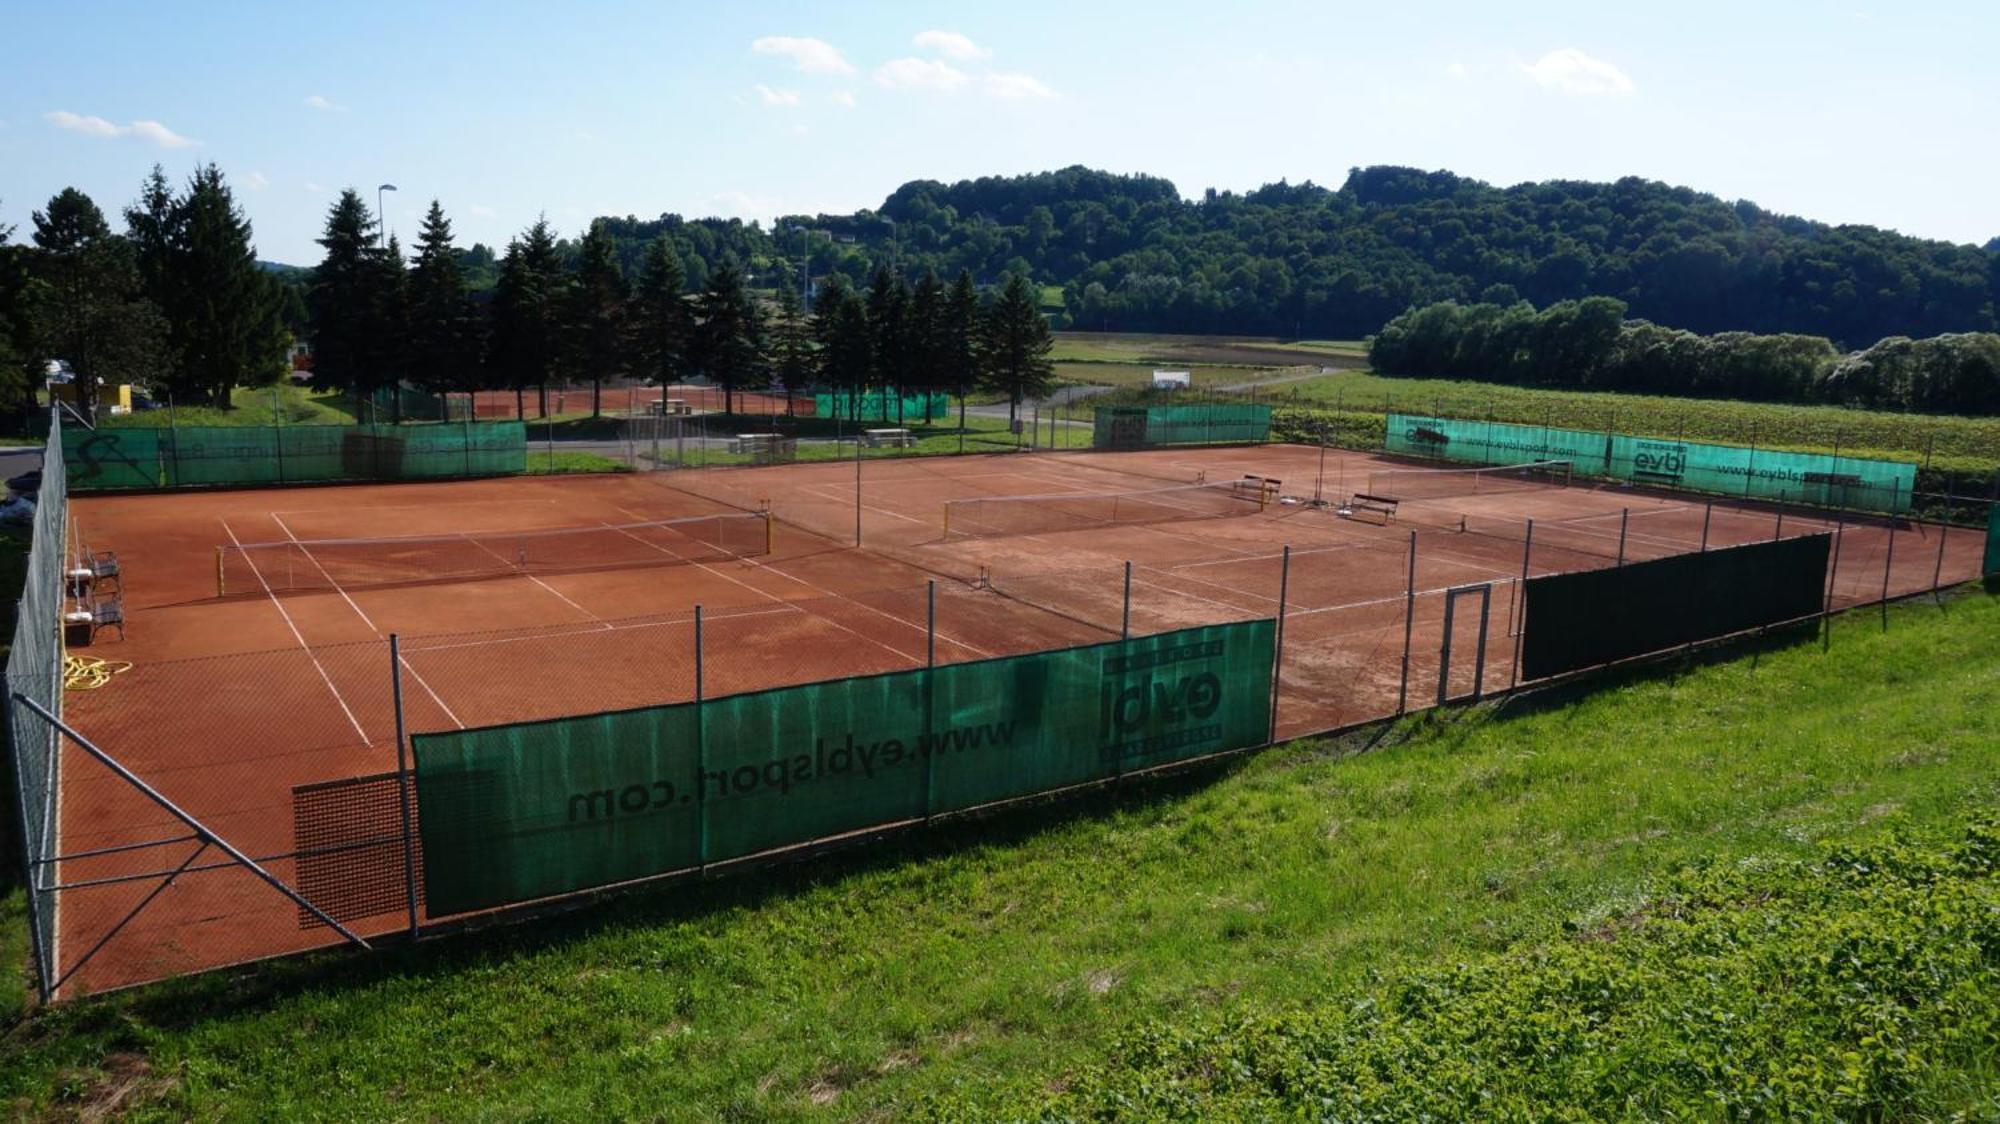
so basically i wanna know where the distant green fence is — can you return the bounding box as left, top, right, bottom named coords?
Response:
left=1385, top=413, right=1918, bottom=514
left=412, top=620, right=1276, bottom=917
left=62, top=422, right=528, bottom=492
left=1986, top=504, right=2000, bottom=576
left=1092, top=404, right=1274, bottom=449
left=814, top=390, right=950, bottom=422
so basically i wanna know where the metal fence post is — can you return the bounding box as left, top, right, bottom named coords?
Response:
left=1398, top=531, right=1416, bottom=714
left=1270, top=545, right=1290, bottom=741
left=1700, top=501, right=1712, bottom=552
left=1121, top=561, right=1132, bottom=639
left=389, top=635, right=420, bottom=939
left=1511, top=519, right=1533, bottom=689
left=1823, top=514, right=1846, bottom=651
left=3, top=685, right=53, bottom=1004
left=694, top=605, right=706, bottom=874
left=854, top=434, right=863, bottom=547
left=924, top=581, right=936, bottom=822
left=1616, top=508, right=1629, bottom=566
left=1880, top=519, right=1896, bottom=629
left=1932, top=489, right=1951, bottom=599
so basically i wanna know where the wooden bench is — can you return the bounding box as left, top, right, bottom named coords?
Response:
left=863, top=428, right=914, bottom=449
left=1345, top=492, right=1399, bottom=523
left=728, top=433, right=785, bottom=454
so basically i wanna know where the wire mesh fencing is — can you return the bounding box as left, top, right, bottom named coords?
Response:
left=17, top=453, right=1996, bottom=1001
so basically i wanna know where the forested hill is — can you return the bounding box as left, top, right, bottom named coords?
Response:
left=778, top=165, right=1996, bottom=345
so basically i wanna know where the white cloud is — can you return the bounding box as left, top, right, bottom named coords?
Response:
left=1519, top=49, right=1635, bottom=96
left=831, top=90, right=857, bottom=108
left=44, top=110, right=122, bottom=138
left=874, top=57, right=970, bottom=92
left=984, top=72, right=1055, bottom=100
left=469, top=204, right=498, bottom=218
left=45, top=110, right=197, bottom=147
left=1445, top=61, right=1469, bottom=80
left=127, top=120, right=197, bottom=147
left=303, top=94, right=346, bottom=112
left=754, top=84, right=802, bottom=107
left=913, top=30, right=990, bottom=62
left=751, top=36, right=855, bottom=75
left=245, top=171, right=270, bottom=190
left=790, top=123, right=809, bottom=136
left=304, top=182, right=327, bottom=194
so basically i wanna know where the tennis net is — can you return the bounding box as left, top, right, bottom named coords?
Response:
left=218, top=511, right=772, bottom=596
left=1366, top=460, right=1571, bottom=501
left=943, top=479, right=1270, bottom=540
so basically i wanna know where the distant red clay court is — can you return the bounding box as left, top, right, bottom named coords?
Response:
left=38, top=444, right=1989, bottom=997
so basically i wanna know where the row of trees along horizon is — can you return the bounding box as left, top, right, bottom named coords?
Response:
left=6, top=162, right=2000, bottom=425
left=0, top=168, right=1061, bottom=426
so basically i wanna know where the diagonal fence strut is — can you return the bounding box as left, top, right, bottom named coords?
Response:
left=12, top=693, right=374, bottom=994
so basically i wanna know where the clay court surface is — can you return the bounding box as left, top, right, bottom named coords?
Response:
left=49, top=444, right=1987, bottom=995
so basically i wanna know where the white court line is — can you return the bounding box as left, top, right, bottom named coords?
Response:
left=401, top=605, right=800, bottom=655
left=270, top=498, right=562, bottom=518
left=799, top=482, right=933, bottom=527
left=604, top=506, right=952, bottom=664
left=220, top=518, right=369, bottom=743
left=457, top=534, right=610, bottom=629
left=270, top=513, right=380, bottom=635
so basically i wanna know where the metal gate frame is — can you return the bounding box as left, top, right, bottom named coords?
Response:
left=1437, top=582, right=1494, bottom=705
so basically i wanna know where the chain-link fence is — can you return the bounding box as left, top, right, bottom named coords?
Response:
left=14, top=428, right=1997, bottom=1002
left=5, top=407, right=66, bottom=1000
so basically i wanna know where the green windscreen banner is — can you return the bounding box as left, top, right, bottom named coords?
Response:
left=1092, top=404, right=1274, bottom=449
left=64, top=422, right=527, bottom=491
left=412, top=619, right=1276, bottom=917
left=1384, top=413, right=1916, bottom=514
left=1520, top=533, right=1832, bottom=680
left=813, top=390, right=949, bottom=421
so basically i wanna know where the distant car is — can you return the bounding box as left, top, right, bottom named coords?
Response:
left=131, top=391, right=167, bottom=411
left=7, top=468, right=41, bottom=496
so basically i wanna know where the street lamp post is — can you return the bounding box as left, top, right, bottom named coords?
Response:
left=377, top=183, right=398, bottom=247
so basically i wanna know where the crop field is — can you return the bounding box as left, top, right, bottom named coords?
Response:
left=1280, top=370, right=2000, bottom=476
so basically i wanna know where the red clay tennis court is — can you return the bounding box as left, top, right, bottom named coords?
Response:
left=46, top=444, right=1987, bottom=996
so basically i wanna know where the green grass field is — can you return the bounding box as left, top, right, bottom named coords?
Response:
left=2, top=589, right=1994, bottom=1119
left=1052, top=331, right=1367, bottom=368
left=1275, top=371, right=2000, bottom=478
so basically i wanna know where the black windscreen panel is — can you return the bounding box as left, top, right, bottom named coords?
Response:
left=1521, top=533, right=1832, bottom=680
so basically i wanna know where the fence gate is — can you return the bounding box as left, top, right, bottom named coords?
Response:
left=1436, top=582, right=1494, bottom=705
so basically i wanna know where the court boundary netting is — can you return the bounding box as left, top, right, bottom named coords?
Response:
left=942, top=478, right=1274, bottom=540
left=15, top=443, right=1997, bottom=1002
left=1365, top=460, right=1573, bottom=501
left=215, top=510, right=773, bottom=596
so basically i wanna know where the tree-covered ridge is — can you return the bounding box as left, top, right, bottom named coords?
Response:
left=770, top=165, right=1997, bottom=344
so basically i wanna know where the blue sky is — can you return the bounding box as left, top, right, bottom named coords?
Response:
left=2, top=1, right=1994, bottom=264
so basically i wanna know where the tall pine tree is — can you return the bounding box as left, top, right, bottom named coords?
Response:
left=691, top=257, right=763, bottom=416
left=167, top=165, right=287, bottom=405
left=630, top=236, right=691, bottom=389
left=486, top=219, right=566, bottom=417
left=941, top=270, right=982, bottom=433
left=567, top=220, right=628, bottom=417
left=30, top=188, right=162, bottom=418
left=308, top=191, right=393, bottom=409
left=407, top=200, right=480, bottom=401
left=812, top=275, right=871, bottom=413
left=980, top=273, right=1055, bottom=422
left=769, top=282, right=814, bottom=414
left=863, top=265, right=910, bottom=422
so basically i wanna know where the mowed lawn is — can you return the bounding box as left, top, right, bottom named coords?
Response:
left=1, top=586, right=1994, bottom=1119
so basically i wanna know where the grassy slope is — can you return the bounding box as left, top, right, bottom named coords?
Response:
left=0, top=591, right=1995, bottom=1119
left=100, top=384, right=359, bottom=429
